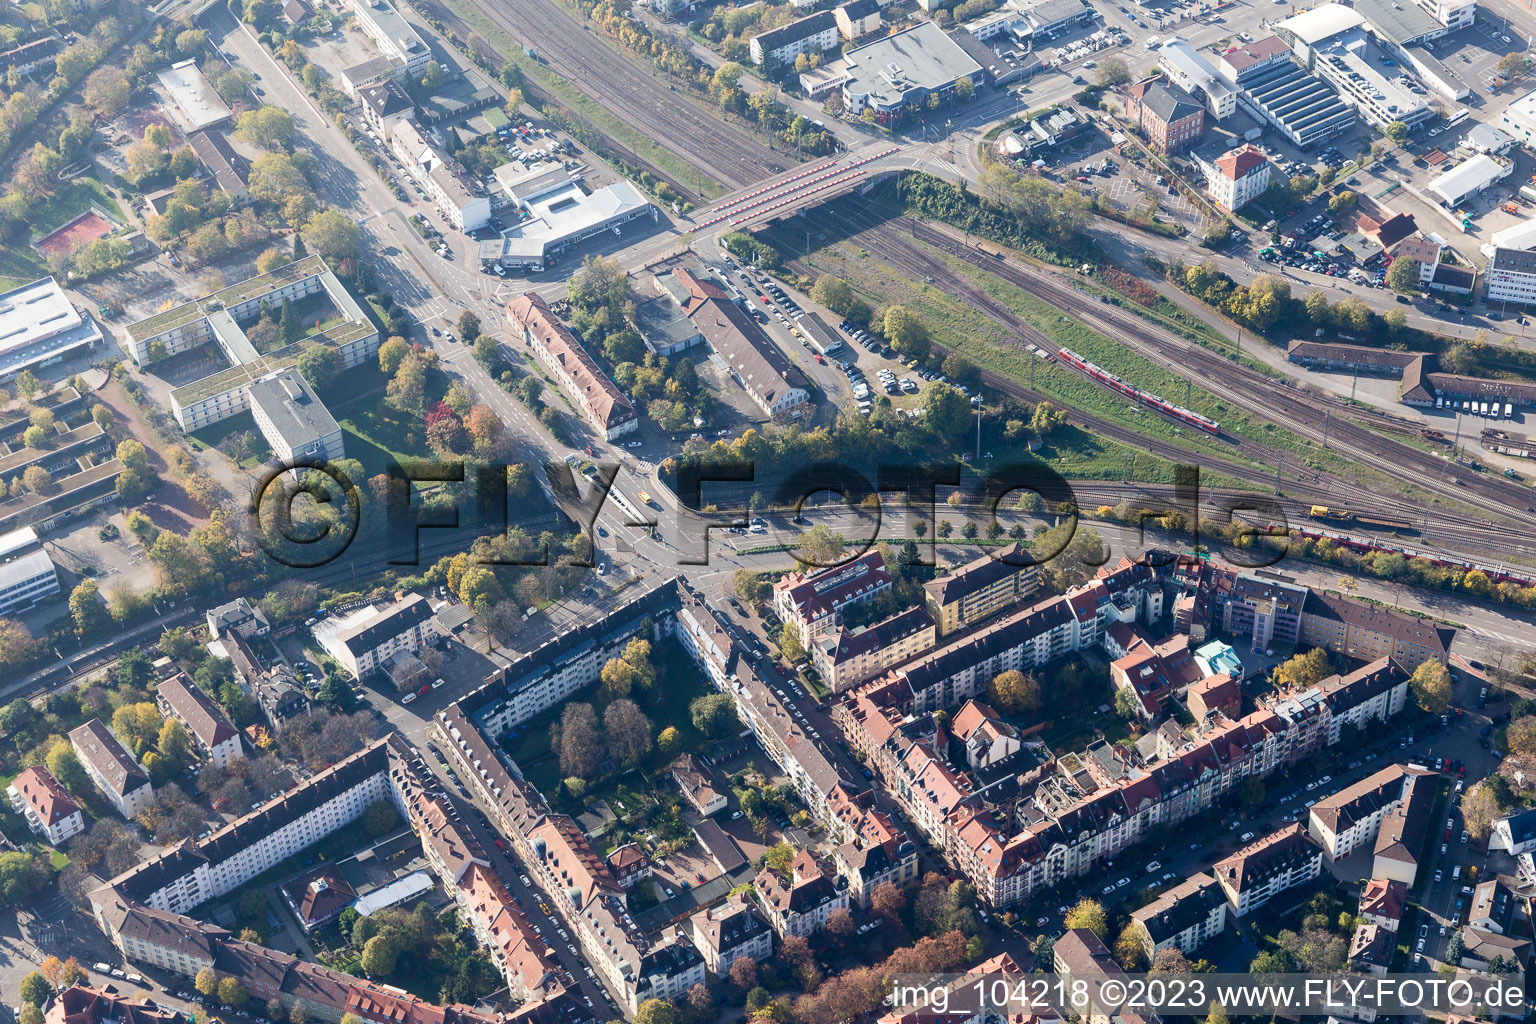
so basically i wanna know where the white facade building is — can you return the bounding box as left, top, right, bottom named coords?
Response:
left=156, top=673, right=244, bottom=770
left=1201, top=144, right=1270, bottom=212
left=7, top=766, right=85, bottom=844
left=750, top=11, right=839, bottom=66
left=318, top=594, right=441, bottom=679
left=0, top=549, right=59, bottom=615
left=0, top=278, right=104, bottom=383
left=1487, top=247, right=1536, bottom=307
left=247, top=369, right=345, bottom=466
left=389, top=120, right=491, bottom=232
left=349, top=0, right=432, bottom=75
left=1158, top=38, right=1238, bottom=119
left=69, top=719, right=154, bottom=821
left=105, top=740, right=397, bottom=914
left=1428, top=154, right=1512, bottom=207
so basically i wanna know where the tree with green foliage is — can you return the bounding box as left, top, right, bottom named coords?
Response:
left=1386, top=257, right=1422, bottom=294
left=194, top=968, right=218, bottom=996
left=810, top=276, right=854, bottom=314
left=690, top=693, right=738, bottom=737
left=297, top=346, right=340, bottom=391
left=1273, top=648, right=1330, bottom=689
left=69, top=580, right=108, bottom=636
left=921, top=382, right=971, bottom=440
left=883, top=305, right=929, bottom=358
left=19, top=974, right=51, bottom=1008
left=46, top=741, right=86, bottom=793
left=301, top=210, right=361, bottom=260
left=235, top=106, right=294, bottom=150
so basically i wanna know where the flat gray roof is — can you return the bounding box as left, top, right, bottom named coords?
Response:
left=157, top=60, right=233, bottom=130
left=248, top=369, right=339, bottom=449
left=1352, top=0, right=1440, bottom=43
left=842, top=21, right=982, bottom=107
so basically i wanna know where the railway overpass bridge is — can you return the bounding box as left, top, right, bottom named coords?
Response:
left=687, top=140, right=972, bottom=235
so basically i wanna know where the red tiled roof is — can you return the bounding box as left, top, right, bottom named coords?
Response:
left=1215, top=144, right=1266, bottom=180
left=10, top=765, right=80, bottom=826
left=506, top=292, right=636, bottom=433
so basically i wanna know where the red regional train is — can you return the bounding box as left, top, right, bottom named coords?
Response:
left=1057, top=347, right=1220, bottom=435
left=1291, top=525, right=1536, bottom=588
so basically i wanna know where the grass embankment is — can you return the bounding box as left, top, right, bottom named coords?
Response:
left=807, top=240, right=1255, bottom=487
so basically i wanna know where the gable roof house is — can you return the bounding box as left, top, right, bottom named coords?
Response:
left=674, top=268, right=810, bottom=418
left=7, top=765, right=85, bottom=845
left=1214, top=824, right=1323, bottom=917
left=157, top=672, right=243, bottom=769
left=507, top=292, right=639, bottom=441
left=70, top=719, right=154, bottom=820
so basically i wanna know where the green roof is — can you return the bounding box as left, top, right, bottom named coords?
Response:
left=126, top=255, right=330, bottom=343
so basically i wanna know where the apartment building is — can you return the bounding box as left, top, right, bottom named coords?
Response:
left=749, top=10, right=838, bottom=66
left=70, top=719, right=154, bottom=820
left=1054, top=930, right=1122, bottom=1024
left=1202, top=144, right=1270, bottom=212
left=44, top=985, right=187, bottom=1024
left=1370, top=767, right=1436, bottom=884
left=7, top=765, right=85, bottom=844
left=950, top=699, right=1021, bottom=770
left=670, top=755, right=726, bottom=816
left=1308, top=763, right=1432, bottom=860
left=1214, top=824, right=1324, bottom=917
left=206, top=598, right=269, bottom=639
left=93, top=895, right=587, bottom=1024
left=1485, top=247, right=1536, bottom=308
left=833, top=825, right=919, bottom=907
left=1263, top=658, right=1410, bottom=756
left=773, top=550, right=893, bottom=646
left=91, top=728, right=591, bottom=1024
left=606, top=845, right=652, bottom=890
left=157, top=673, right=243, bottom=769
left=0, top=548, right=59, bottom=616
left=860, top=588, right=1101, bottom=716
left=1358, top=878, right=1406, bottom=932
left=102, top=739, right=399, bottom=915
left=1129, top=873, right=1227, bottom=956
left=389, top=120, right=491, bottom=233
left=1125, top=77, right=1205, bottom=153
left=349, top=0, right=431, bottom=75
left=1491, top=807, right=1536, bottom=855
left=686, top=897, right=772, bottom=975
left=922, top=542, right=1040, bottom=636
left=248, top=370, right=345, bottom=467
left=319, top=594, right=440, bottom=679
left=1299, top=591, right=1454, bottom=669
left=811, top=606, right=936, bottom=691
left=753, top=849, right=851, bottom=937
left=507, top=292, right=638, bottom=441
left=1111, top=634, right=1205, bottom=720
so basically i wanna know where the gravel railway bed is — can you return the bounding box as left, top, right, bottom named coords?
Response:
left=897, top=215, right=1536, bottom=532
left=428, top=0, right=790, bottom=192
left=762, top=201, right=1536, bottom=562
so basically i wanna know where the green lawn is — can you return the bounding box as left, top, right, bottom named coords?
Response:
left=188, top=412, right=274, bottom=468
left=325, top=366, right=428, bottom=478
left=30, top=177, right=126, bottom=241
left=501, top=636, right=716, bottom=796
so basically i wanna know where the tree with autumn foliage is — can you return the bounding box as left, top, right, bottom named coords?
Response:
left=728, top=956, right=757, bottom=990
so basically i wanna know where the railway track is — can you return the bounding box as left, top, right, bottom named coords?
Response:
left=762, top=199, right=1536, bottom=562
left=421, top=0, right=789, bottom=193
left=897, top=216, right=1536, bottom=531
